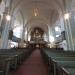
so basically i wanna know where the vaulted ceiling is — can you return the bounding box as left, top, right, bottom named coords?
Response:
left=10, top=0, right=65, bottom=33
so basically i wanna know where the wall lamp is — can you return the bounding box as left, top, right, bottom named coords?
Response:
left=6, top=14, right=11, bottom=21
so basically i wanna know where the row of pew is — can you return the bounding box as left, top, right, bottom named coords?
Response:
left=41, top=48, right=75, bottom=75
left=0, top=48, right=33, bottom=75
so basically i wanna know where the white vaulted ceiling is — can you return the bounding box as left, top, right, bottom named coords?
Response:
left=10, top=0, right=64, bottom=30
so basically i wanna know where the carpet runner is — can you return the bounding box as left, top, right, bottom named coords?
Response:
left=14, top=49, right=48, bottom=75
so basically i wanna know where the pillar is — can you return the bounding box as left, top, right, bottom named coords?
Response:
left=1, top=8, right=10, bottom=49
left=1, top=0, right=12, bottom=49
left=63, top=0, right=74, bottom=50
left=48, top=26, right=50, bottom=42
left=26, top=27, right=28, bottom=41
left=21, top=25, right=25, bottom=42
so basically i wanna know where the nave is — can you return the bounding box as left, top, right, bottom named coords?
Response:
left=14, top=49, right=48, bottom=75
left=0, top=47, right=75, bottom=75
left=0, top=0, right=75, bottom=75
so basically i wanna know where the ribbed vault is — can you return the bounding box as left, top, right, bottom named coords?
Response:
left=9, top=0, right=65, bottom=37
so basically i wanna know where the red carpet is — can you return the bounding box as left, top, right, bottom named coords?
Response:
left=14, top=49, right=48, bottom=75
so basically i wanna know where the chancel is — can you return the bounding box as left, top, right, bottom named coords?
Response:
left=0, top=0, right=75, bottom=75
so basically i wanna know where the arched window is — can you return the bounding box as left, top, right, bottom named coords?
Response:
left=13, top=26, right=23, bottom=38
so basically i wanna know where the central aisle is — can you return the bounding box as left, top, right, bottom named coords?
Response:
left=14, top=49, right=48, bottom=75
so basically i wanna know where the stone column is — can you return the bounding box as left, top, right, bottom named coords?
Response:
left=48, top=26, right=51, bottom=42
left=26, top=27, right=28, bottom=41
left=21, top=25, right=25, bottom=42
left=1, top=0, right=12, bottom=49
left=64, top=18, right=71, bottom=50
left=63, top=0, right=74, bottom=50
left=1, top=9, right=10, bottom=48
left=48, top=27, right=50, bottom=42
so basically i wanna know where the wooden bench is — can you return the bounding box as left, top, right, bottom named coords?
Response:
left=0, top=48, right=33, bottom=75
left=41, top=48, right=75, bottom=75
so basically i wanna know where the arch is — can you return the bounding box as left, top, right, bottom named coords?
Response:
left=10, top=9, right=24, bottom=38
left=25, top=17, right=50, bottom=28
left=11, top=8, right=24, bottom=29
left=11, top=0, right=63, bottom=17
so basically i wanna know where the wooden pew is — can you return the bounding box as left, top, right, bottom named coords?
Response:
left=52, top=59, right=75, bottom=75
left=41, top=48, right=75, bottom=75
left=0, top=48, right=33, bottom=75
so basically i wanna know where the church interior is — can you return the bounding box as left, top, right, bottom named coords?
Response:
left=0, top=0, right=75, bottom=75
